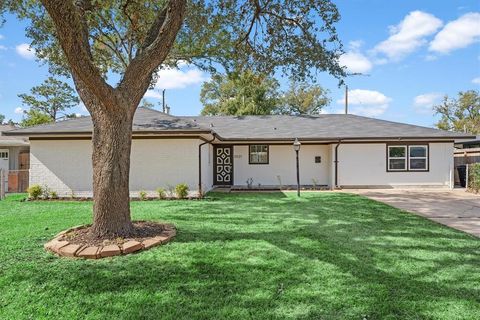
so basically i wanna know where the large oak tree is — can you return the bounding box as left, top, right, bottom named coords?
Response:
left=2, top=0, right=345, bottom=238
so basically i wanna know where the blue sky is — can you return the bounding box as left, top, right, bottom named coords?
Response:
left=0, top=0, right=479, bottom=128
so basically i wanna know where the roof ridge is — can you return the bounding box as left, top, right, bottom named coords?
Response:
left=342, top=113, right=452, bottom=133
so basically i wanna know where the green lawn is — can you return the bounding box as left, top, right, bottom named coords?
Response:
left=0, top=192, right=479, bottom=320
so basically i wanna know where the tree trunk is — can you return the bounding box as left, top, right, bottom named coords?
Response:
left=89, top=106, right=135, bottom=238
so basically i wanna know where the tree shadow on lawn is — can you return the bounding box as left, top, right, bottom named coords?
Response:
left=7, top=192, right=480, bottom=319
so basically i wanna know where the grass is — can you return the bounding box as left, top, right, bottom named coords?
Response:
left=0, top=192, right=479, bottom=320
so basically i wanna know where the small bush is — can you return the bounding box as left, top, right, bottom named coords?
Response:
left=50, top=191, right=58, bottom=199
left=27, top=184, right=43, bottom=200
left=166, top=184, right=175, bottom=197
left=175, top=183, right=189, bottom=199
left=139, top=190, right=147, bottom=201
left=156, top=188, right=166, bottom=199
left=468, top=163, right=480, bottom=193
left=42, top=185, right=51, bottom=199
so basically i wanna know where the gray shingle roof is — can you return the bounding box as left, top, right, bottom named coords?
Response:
left=185, top=114, right=473, bottom=140
left=4, top=107, right=474, bottom=140
left=6, top=107, right=207, bottom=135
left=0, top=125, right=30, bottom=146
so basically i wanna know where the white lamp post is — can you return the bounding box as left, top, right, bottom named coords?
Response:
left=293, top=138, right=301, bottom=197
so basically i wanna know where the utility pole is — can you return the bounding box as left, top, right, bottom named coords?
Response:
left=345, top=85, right=348, bottom=114
left=162, top=89, right=166, bottom=113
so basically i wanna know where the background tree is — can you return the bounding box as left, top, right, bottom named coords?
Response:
left=0, top=114, right=5, bottom=124
left=18, top=77, right=80, bottom=122
left=2, top=0, right=345, bottom=238
left=277, top=79, right=330, bottom=115
left=140, top=99, right=155, bottom=109
left=19, top=109, right=54, bottom=127
left=434, top=90, right=480, bottom=134
left=200, top=70, right=280, bottom=115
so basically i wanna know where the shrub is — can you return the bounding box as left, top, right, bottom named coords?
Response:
left=166, top=184, right=175, bottom=197
left=468, top=163, right=480, bottom=193
left=156, top=188, right=166, bottom=199
left=139, top=190, right=147, bottom=201
left=42, top=185, right=51, bottom=199
left=50, top=191, right=58, bottom=199
left=175, top=183, right=189, bottom=199
left=27, top=184, right=43, bottom=200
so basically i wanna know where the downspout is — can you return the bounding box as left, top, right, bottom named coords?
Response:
left=198, top=133, right=217, bottom=196
left=334, top=140, right=342, bottom=189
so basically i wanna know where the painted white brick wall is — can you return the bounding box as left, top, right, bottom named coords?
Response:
left=30, top=138, right=206, bottom=197
left=233, top=144, right=330, bottom=187
left=337, top=142, right=454, bottom=188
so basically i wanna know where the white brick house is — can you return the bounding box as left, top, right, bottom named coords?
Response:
left=4, top=107, right=474, bottom=196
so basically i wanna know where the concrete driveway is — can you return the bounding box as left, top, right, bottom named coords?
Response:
left=345, top=189, right=480, bottom=238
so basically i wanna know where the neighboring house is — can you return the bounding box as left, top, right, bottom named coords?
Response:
left=0, top=125, right=30, bottom=192
left=455, top=136, right=480, bottom=150
left=4, top=107, right=474, bottom=197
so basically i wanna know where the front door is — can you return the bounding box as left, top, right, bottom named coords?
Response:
left=214, top=145, right=233, bottom=186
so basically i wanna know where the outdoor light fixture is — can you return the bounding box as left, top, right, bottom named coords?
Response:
left=293, top=138, right=301, bottom=196
left=293, top=138, right=301, bottom=152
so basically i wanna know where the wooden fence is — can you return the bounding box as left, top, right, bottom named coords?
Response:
left=0, top=169, right=5, bottom=200
left=454, top=148, right=480, bottom=166
left=8, top=170, right=29, bottom=193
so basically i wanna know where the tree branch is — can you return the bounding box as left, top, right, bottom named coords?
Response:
left=40, top=0, right=115, bottom=108
left=96, top=12, right=131, bottom=62
left=92, top=33, right=129, bottom=69
left=119, top=0, right=187, bottom=108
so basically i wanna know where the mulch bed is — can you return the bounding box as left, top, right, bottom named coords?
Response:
left=44, top=221, right=176, bottom=259
left=62, top=221, right=167, bottom=247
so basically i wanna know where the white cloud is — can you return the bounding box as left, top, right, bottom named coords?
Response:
left=339, top=52, right=372, bottom=74
left=0, top=34, right=4, bottom=40
left=339, top=40, right=373, bottom=74
left=336, top=89, right=392, bottom=117
left=373, top=11, right=443, bottom=61
left=429, top=13, right=480, bottom=53
left=15, top=43, right=36, bottom=59
left=0, top=45, right=6, bottom=51
left=144, top=90, right=163, bottom=99
left=414, top=93, right=441, bottom=106
left=14, top=107, right=24, bottom=114
left=473, top=77, right=480, bottom=85
left=413, top=92, right=442, bottom=114
left=151, top=65, right=208, bottom=92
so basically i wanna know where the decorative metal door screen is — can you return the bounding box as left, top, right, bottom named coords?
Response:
left=214, top=146, right=233, bottom=185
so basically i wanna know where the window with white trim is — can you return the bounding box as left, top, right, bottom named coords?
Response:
left=388, top=146, right=406, bottom=171
left=408, top=145, right=428, bottom=171
left=249, top=145, right=269, bottom=164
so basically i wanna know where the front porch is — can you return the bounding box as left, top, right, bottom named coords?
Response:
left=211, top=143, right=334, bottom=190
